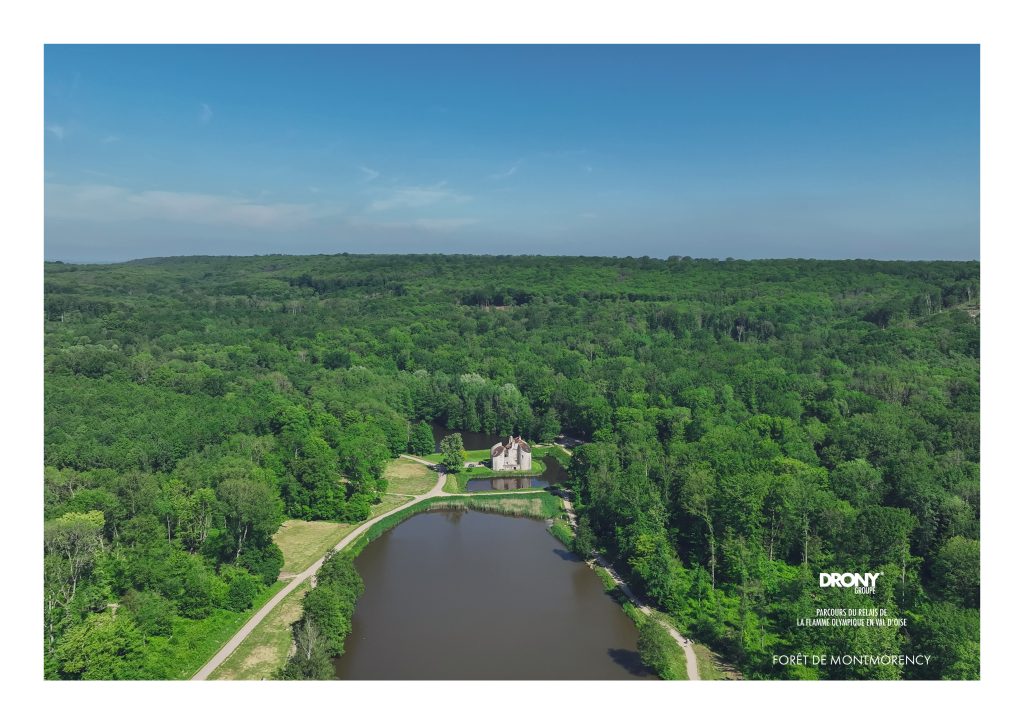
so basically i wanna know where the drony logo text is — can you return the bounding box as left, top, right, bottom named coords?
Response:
left=819, top=572, right=882, bottom=594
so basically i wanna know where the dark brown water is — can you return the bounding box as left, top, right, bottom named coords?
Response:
left=334, top=510, right=654, bottom=680
left=466, top=476, right=548, bottom=491
left=430, top=422, right=497, bottom=453
left=539, top=454, right=569, bottom=485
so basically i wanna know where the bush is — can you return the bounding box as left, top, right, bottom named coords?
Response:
left=408, top=421, right=436, bottom=456
left=238, top=543, right=284, bottom=585
left=221, top=565, right=262, bottom=612
left=297, top=552, right=364, bottom=657
left=637, top=617, right=687, bottom=680
left=279, top=618, right=335, bottom=680
left=177, top=558, right=222, bottom=619
left=121, top=590, right=174, bottom=639
left=339, top=494, right=371, bottom=523
left=548, top=520, right=575, bottom=548
left=572, top=515, right=596, bottom=558
left=54, top=613, right=144, bottom=680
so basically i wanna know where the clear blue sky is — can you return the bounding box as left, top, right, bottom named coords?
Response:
left=44, top=44, right=979, bottom=262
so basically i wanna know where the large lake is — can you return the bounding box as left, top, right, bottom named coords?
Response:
left=334, top=510, right=654, bottom=680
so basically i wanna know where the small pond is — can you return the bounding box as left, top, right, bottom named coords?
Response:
left=465, top=454, right=569, bottom=492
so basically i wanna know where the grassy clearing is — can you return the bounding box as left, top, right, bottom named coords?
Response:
left=423, top=448, right=493, bottom=464
left=372, top=493, right=415, bottom=516
left=274, top=494, right=410, bottom=574
left=442, top=475, right=463, bottom=494
left=210, top=581, right=310, bottom=680
left=532, top=443, right=573, bottom=466
left=274, top=520, right=355, bottom=575
left=383, top=457, right=437, bottom=496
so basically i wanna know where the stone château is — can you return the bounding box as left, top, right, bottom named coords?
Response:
left=490, top=435, right=532, bottom=471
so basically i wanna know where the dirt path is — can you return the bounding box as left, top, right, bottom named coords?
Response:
left=399, top=453, right=436, bottom=466
left=198, top=452, right=699, bottom=680
left=561, top=496, right=701, bottom=680
left=198, top=458, right=508, bottom=679
left=398, top=453, right=482, bottom=470
left=193, top=468, right=449, bottom=680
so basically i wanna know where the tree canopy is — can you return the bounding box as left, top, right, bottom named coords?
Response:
left=45, top=254, right=979, bottom=679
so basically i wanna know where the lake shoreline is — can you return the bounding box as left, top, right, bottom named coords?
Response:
left=334, top=502, right=655, bottom=680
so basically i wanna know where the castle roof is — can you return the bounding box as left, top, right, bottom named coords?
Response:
left=491, top=435, right=531, bottom=455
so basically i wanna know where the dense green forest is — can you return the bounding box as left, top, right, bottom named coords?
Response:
left=44, top=254, right=979, bottom=679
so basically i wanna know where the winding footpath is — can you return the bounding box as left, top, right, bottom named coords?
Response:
left=195, top=450, right=700, bottom=680
left=192, top=460, right=449, bottom=680
left=560, top=495, right=701, bottom=680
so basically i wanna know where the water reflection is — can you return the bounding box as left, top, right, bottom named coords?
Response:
left=334, top=511, right=654, bottom=680
left=429, top=422, right=497, bottom=453
left=551, top=548, right=579, bottom=562
left=467, top=476, right=547, bottom=491
left=607, top=648, right=652, bottom=678
left=538, top=455, right=568, bottom=485
left=465, top=454, right=568, bottom=492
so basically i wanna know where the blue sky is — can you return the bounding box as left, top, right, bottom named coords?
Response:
left=44, top=44, right=979, bottom=262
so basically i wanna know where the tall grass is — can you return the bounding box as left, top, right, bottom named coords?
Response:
left=548, top=519, right=575, bottom=548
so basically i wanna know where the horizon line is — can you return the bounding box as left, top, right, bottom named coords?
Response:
left=43, top=252, right=981, bottom=265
